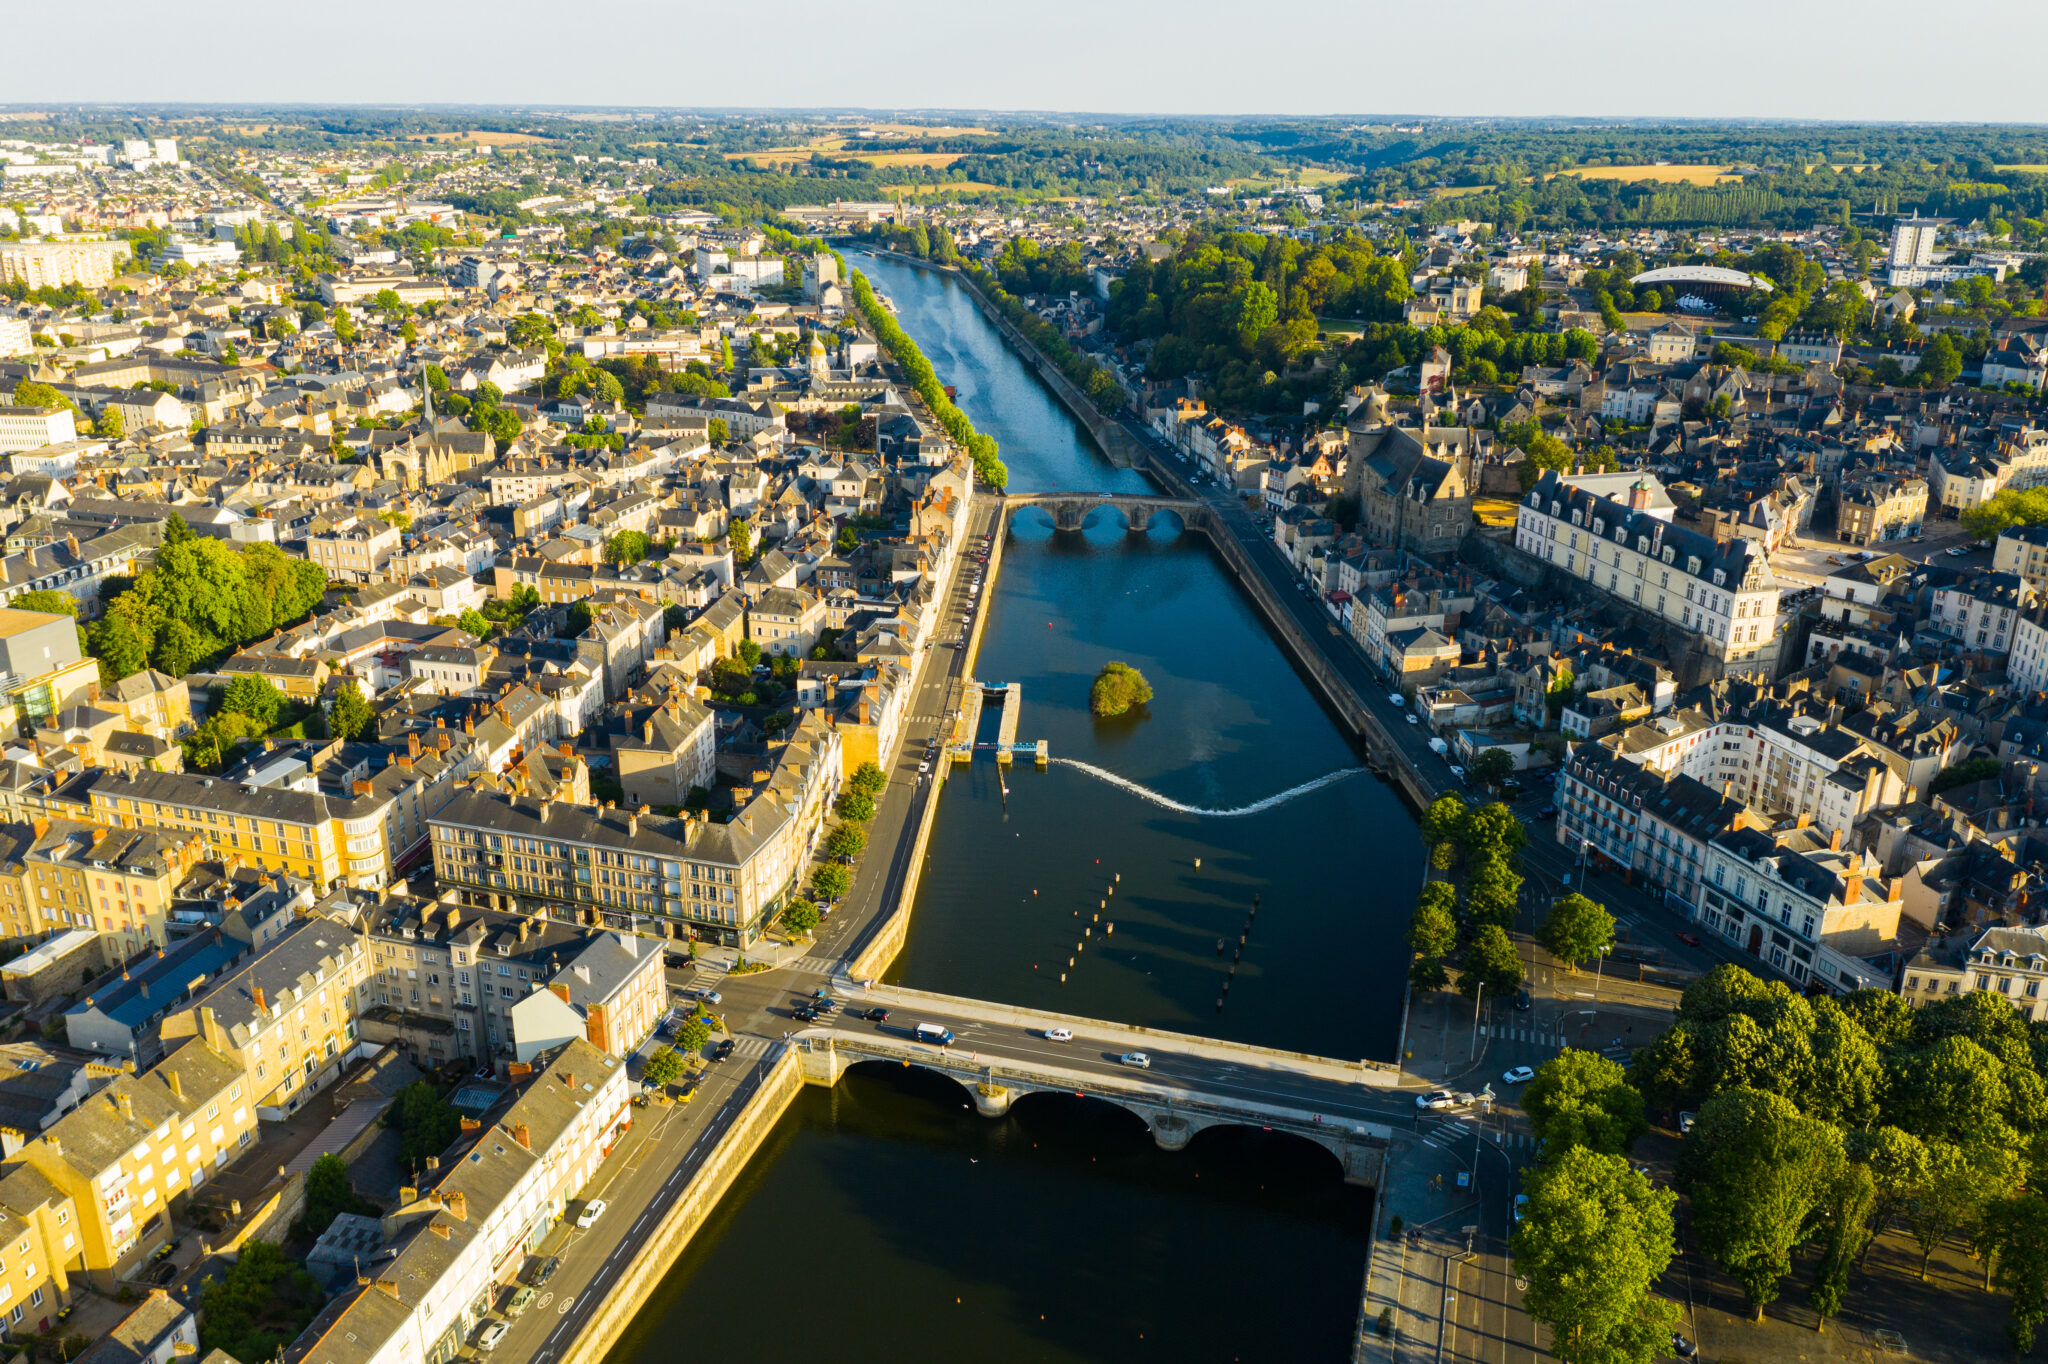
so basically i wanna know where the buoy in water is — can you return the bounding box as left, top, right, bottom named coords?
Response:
left=1194, top=858, right=1201, bottom=869
left=1061, top=974, right=1067, bottom=984
left=1115, top=873, right=1120, bottom=883
left=1084, top=928, right=1090, bottom=938
left=1216, top=938, right=1225, bottom=955
left=1106, top=922, right=1113, bottom=934
left=1092, top=912, right=1099, bottom=923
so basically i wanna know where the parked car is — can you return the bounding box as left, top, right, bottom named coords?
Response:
left=1677, top=932, right=1703, bottom=948
left=504, top=1287, right=536, bottom=1319
left=1512, top=1194, right=1529, bottom=1224
left=1406, top=713, right=1419, bottom=725
left=477, top=1322, right=510, bottom=1353
left=529, top=1256, right=561, bottom=1288
left=1449, top=765, right=1468, bottom=782
left=1678, top=1110, right=1697, bottom=1134
left=1538, top=804, right=1557, bottom=819
left=576, top=1199, right=607, bottom=1229
left=1948, top=546, right=1970, bottom=557
left=1388, top=693, right=1405, bottom=707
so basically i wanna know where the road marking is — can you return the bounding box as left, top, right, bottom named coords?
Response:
left=558, top=1297, right=575, bottom=1315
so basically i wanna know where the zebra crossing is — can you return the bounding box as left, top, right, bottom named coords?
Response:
left=1483, top=1023, right=1564, bottom=1048
left=1418, top=1117, right=1538, bottom=1153
left=792, top=955, right=841, bottom=975
left=724, top=1036, right=773, bottom=1061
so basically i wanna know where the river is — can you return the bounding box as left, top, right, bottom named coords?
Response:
left=604, top=250, right=1416, bottom=1364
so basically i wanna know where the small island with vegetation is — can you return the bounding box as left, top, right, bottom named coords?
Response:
left=1089, top=662, right=1154, bottom=718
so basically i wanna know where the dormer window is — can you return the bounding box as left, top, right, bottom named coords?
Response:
left=1713, top=570, right=1727, bottom=586
left=1662, top=547, right=1676, bottom=565
left=1687, top=556, right=1701, bottom=575
left=1572, top=511, right=1583, bottom=527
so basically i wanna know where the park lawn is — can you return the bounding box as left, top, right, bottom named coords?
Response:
left=858, top=151, right=965, bottom=169
left=1316, top=316, right=1365, bottom=338
left=1561, top=164, right=1741, bottom=184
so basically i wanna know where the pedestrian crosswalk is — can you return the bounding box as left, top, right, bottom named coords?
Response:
left=726, top=1036, right=772, bottom=1060
left=1483, top=1024, right=1563, bottom=1048
left=1418, top=1117, right=1538, bottom=1153
left=793, top=955, right=841, bottom=975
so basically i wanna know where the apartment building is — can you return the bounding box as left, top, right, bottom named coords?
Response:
left=354, top=895, right=591, bottom=1065
left=155, top=918, right=372, bottom=1120
left=0, top=1159, right=81, bottom=1334
left=9, top=1038, right=255, bottom=1285
left=1556, top=745, right=1752, bottom=912
left=1902, top=925, right=2048, bottom=1017
left=0, top=408, right=77, bottom=457
left=1927, top=571, right=2031, bottom=654
left=1696, top=824, right=1913, bottom=993
left=1835, top=474, right=1926, bottom=547
left=86, top=769, right=393, bottom=891
left=305, top=515, right=401, bottom=584
left=281, top=1041, right=629, bottom=1364
left=432, top=713, right=838, bottom=946
left=0, top=820, right=206, bottom=964
left=1996, top=522, right=2048, bottom=592
left=608, top=700, right=716, bottom=811
left=505, top=932, right=665, bottom=1063
left=0, top=240, right=130, bottom=290
left=1514, top=469, right=1781, bottom=667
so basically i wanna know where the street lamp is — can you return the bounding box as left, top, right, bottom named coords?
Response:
left=1592, top=943, right=1613, bottom=1003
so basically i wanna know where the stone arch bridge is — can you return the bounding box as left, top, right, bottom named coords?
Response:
left=1000, top=492, right=1216, bottom=535
left=794, top=1029, right=1390, bottom=1185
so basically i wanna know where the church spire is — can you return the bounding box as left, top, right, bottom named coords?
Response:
left=421, top=374, right=434, bottom=429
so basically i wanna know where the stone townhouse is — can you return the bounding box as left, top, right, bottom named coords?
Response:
left=504, top=932, right=665, bottom=1063
left=1927, top=571, right=2031, bottom=655
left=1513, top=469, right=1782, bottom=671
left=1696, top=823, right=1915, bottom=993
left=1902, top=924, right=2048, bottom=1017
left=155, top=916, right=372, bottom=1120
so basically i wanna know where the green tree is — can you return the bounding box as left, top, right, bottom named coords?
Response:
left=330, top=684, right=374, bottom=742
left=849, top=761, right=887, bottom=798
left=1809, top=1162, right=1876, bottom=1330
left=1919, top=333, right=1962, bottom=388
left=1539, top=894, right=1617, bottom=971
left=11, top=589, right=75, bottom=618
left=1906, top=1138, right=2021, bottom=1281
left=834, top=790, right=876, bottom=823
left=1407, top=881, right=1459, bottom=959
left=1459, top=924, right=1524, bottom=1002
left=728, top=517, right=755, bottom=565
left=1420, top=794, right=1467, bottom=857
left=95, top=405, right=125, bottom=439
left=1513, top=1147, right=1681, bottom=1364
left=297, top=1152, right=376, bottom=1239
left=605, top=529, right=651, bottom=565
left=199, top=1241, right=322, bottom=1364
left=1988, top=1193, right=2048, bottom=1352
left=220, top=673, right=283, bottom=728
left=1089, top=662, right=1153, bottom=717
left=643, top=1045, right=686, bottom=1088
left=781, top=897, right=820, bottom=936
left=708, top=417, right=731, bottom=443
left=1680, top=1087, right=1845, bottom=1320
left=1469, top=748, right=1514, bottom=788
left=457, top=607, right=490, bottom=639
left=810, top=864, right=851, bottom=901
left=823, top=825, right=866, bottom=861
left=1463, top=855, right=1524, bottom=931
left=1458, top=801, right=1527, bottom=860
left=10, top=380, right=72, bottom=412
left=1525, top=1049, right=1648, bottom=1157
left=389, top=1080, right=461, bottom=1174
left=677, top=1012, right=713, bottom=1055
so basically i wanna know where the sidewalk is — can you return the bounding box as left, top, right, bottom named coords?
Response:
left=1401, top=988, right=1496, bottom=1086
left=1355, top=1136, right=1486, bottom=1364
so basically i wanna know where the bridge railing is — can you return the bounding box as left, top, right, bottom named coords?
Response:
left=839, top=980, right=1403, bottom=1085
left=808, top=1030, right=1395, bottom=1142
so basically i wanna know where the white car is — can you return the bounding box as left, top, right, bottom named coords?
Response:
left=1415, top=1089, right=1460, bottom=1110
left=575, top=1199, right=607, bottom=1229
left=1120, top=1051, right=1151, bottom=1069
left=1406, top=714, right=1419, bottom=725
left=1449, top=765, right=1467, bottom=782
left=1388, top=693, right=1405, bottom=706
left=1042, top=1026, right=1074, bottom=1042
left=477, top=1322, right=509, bottom=1353
left=1502, top=1066, right=1536, bottom=1085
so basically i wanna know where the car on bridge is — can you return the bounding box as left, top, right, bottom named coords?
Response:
left=1120, top=1051, right=1151, bottom=1068
left=1042, top=1027, right=1073, bottom=1042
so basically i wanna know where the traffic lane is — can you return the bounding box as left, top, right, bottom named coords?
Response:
left=815, top=1010, right=1418, bottom=1125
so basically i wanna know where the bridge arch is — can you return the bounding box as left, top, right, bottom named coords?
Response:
left=842, top=1055, right=984, bottom=1109
left=1181, top=1118, right=1350, bottom=1183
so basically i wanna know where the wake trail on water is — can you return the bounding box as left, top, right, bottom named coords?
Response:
left=1046, top=758, right=1370, bottom=818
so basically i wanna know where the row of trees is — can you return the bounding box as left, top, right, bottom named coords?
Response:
left=800, top=761, right=887, bottom=915
left=1407, top=794, right=1530, bottom=1001
left=963, top=260, right=1128, bottom=415
left=88, top=516, right=329, bottom=682
left=849, top=270, right=1008, bottom=489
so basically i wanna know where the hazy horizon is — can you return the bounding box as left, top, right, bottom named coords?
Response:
left=10, top=0, right=2048, bottom=124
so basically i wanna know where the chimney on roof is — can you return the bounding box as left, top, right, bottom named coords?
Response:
left=515, top=919, right=528, bottom=943
left=550, top=982, right=571, bottom=1004
left=1830, top=827, right=1844, bottom=852
left=353, top=779, right=372, bottom=796
left=561, top=1072, right=576, bottom=1091
left=408, top=732, right=422, bottom=759
left=431, top=1221, right=450, bottom=1240
left=438, top=730, right=451, bottom=753
left=1843, top=871, right=1865, bottom=903
left=114, top=1090, right=133, bottom=1121
left=253, top=986, right=268, bottom=1015
left=512, top=1122, right=531, bottom=1151
left=444, top=1190, right=467, bottom=1220
left=463, top=713, right=473, bottom=734
left=166, top=1070, right=182, bottom=1100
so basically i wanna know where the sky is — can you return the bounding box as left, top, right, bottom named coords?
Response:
left=10, top=0, right=2048, bottom=123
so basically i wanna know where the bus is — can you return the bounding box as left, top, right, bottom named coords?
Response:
left=914, top=1023, right=954, bottom=1047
